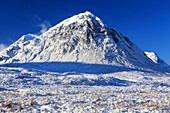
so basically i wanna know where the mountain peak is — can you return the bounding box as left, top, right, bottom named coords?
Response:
left=80, top=11, right=94, bottom=17
left=16, top=34, right=37, bottom=44
left=50, top=11, right=103, bottom=30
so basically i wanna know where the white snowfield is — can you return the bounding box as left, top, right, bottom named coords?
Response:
left=0, top=11, right=169, bottom=112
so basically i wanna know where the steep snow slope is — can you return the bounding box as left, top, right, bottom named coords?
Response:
left=0, top=11, right=168, bottom=72
left=145, top=52, right=170, bottom=69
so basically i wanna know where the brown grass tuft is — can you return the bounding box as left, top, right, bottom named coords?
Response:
left=29, top=99, right=34, bottom=106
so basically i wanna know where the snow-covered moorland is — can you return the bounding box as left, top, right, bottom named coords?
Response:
left=0, top=65, right=169, bottom=112
left=0, top=11, right=169, bottom=112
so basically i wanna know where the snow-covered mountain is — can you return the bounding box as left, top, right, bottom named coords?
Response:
left=0, top=11, right=169, bottom=72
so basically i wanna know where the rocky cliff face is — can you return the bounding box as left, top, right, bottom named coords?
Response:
left=0, top=11, right=168, bottom=71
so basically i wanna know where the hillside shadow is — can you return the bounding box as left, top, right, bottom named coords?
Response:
left=0, top=61, right=151, bottom=74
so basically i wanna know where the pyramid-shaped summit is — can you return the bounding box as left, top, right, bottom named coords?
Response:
left=0, top=11, right=167, bottom=70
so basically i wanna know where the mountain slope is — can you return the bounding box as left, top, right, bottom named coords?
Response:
left=0, top=11, right=169, bottom=72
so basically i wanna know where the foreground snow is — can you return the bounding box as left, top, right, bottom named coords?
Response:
left=0, top=64, right=169, bottom=112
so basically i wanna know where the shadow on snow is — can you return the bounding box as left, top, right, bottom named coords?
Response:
left=0, top=61, right=150, bottom=74
left=0, top=61, right=150, bottom=86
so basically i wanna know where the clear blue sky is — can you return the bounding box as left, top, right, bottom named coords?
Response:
left=0, top=0, right=170, bottom=65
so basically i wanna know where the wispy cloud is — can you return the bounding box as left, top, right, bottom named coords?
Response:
left=33, top=15, right=42, bottom=21
left=8, top=38, right=15, bottom=43
left=33, top=15, right=52, bottom=35
left=38, top=20, right=52, bottom=34
left=0, top=44, right=8, bottom=52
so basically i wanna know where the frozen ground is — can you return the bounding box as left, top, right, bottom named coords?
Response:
left=0, top=63, right=169, bottom=113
